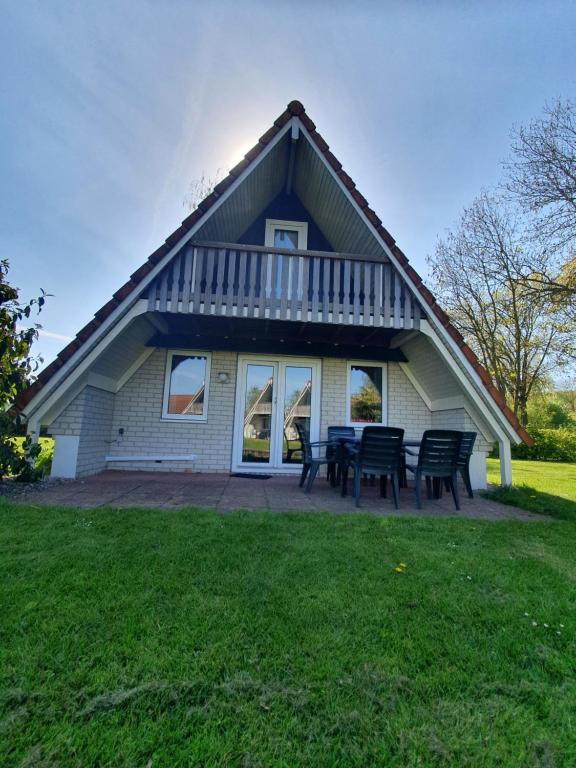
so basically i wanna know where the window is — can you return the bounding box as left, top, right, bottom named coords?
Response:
left=346, top=362, right=387, bottom=426
left=265, top=219, right=308, bottom=250
left=162, top=351, right=211, bottom=421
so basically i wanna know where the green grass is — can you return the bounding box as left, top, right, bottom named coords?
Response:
left=2, top=499, right=576, bottom=767
left=485, top=459, right=576, bottom=522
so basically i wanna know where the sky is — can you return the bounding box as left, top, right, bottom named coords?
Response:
left=2, top=0, right=575, bottom=367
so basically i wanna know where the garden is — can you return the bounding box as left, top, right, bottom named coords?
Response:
left=2, top=466, right=576, bottom=766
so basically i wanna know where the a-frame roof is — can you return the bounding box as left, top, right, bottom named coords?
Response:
left=16, top=100, right=532, bottom=444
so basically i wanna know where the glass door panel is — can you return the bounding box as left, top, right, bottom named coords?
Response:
left=233, top=357, right=320, bottom=473
left=282, top=365, right=312, bottom=465
left=242, top=364, right=275, bottom=464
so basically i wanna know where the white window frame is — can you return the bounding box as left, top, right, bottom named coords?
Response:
left=345, top=361, right=388, bottom=427
left=162, top=350, right=211, bottom=422
left=265, top=219, right=308, bottom=250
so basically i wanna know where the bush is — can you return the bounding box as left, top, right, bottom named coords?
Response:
left=512, top=428, right=576, bottom=462
left=7, top=437, right=54, bottom=480
left=527, top=397, right=576, bottom=429
left=34, top=438, right=54, bottom=477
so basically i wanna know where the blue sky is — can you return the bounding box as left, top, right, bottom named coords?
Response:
left=2, top=0, right=575, bottom=366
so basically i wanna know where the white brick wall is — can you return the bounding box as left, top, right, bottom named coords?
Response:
left=49, top=394, right=84, bottom=436
left=431, top=407, right=492, bottom=454
left=388, top=364, right=431, bottom=438
left=48, top=353, right=437, bottom=476
left=77, top=388, right=115, bottom=476
left=108, top=349, right=237, bottom=472
left=49, top=386, right=115, bottom=477
left=320, top=358, right=347, bottom=437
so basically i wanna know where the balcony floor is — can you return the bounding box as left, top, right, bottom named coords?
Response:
left=9, top=471, right=543, bottom=521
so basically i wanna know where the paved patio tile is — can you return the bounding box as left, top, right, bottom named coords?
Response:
left=4, top=470, right=549, bottom=522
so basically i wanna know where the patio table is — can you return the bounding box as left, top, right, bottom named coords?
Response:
left=336, top=436, right=422, bottom=497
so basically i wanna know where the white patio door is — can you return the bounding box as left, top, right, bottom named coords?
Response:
left=232, top=356, right=321, bottom=473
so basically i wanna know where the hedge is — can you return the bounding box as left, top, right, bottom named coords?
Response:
left=512, top=427, right=576, bottom=462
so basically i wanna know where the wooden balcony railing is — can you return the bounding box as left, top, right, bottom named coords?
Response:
left=146, top=242, right=423, bottom=330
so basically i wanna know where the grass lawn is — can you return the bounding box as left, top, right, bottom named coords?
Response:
left=485, top=459, right=576, bottom=522
left=2, top=498, right=576, bottom=767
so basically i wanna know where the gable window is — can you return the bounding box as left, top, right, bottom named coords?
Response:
left=346, top=362, right=387, bottom=426
left=162, top=351, right=211, bottom=421
left=265, top=219, right=308, bottom=250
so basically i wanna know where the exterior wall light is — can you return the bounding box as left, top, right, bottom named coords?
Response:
left=217, top=371, right=230, bottom=384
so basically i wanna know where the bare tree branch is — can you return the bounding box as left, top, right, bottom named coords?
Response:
left=503, top=97, right=576, bottom=306
left=428, top=193, right=574, bottom=425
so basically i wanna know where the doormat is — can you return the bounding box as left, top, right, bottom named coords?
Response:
left=230, top=473, right=272, bottom=480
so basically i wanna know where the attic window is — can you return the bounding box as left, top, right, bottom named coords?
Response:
left=265, top=219, right=308, bottom=250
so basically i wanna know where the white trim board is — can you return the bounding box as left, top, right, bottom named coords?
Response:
left=117, top=348, right=155, bottom=391
left=399, top=364, right=465, bottom=412
left=24, top=300, right=148, bottom=421
left=417, top=321, right=510, bottom=444
left=39, top=348, right=154, bottom=429
left=399, top=363, right=492, bottom=444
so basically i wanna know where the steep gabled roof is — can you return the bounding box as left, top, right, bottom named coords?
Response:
left=16, top=100, right=532, bottom=445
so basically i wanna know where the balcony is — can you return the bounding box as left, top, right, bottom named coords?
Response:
left=146, top=242, right=423, bottom=331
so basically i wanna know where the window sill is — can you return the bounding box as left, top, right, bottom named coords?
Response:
left=161, top=416, right=208, bottom=423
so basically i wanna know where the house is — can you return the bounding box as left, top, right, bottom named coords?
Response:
left=16, top=101, right=532, bottom=487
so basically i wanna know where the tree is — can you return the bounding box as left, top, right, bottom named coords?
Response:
left=527, top=393, right=576, bottom=430
left=428, top=193, right=573, bottom=426
left=183, top=168, right=227, bottom=212
left=0, top=260, right=47, bottom=480
left=504, top=98, right=576, bottom=303
left=350, top=380, right=382, bottom=423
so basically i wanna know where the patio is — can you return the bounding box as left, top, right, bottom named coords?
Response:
left=11, top=470, right=542, bottom=520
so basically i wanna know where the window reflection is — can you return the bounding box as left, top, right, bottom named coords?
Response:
left=167, top=355, right=207, bottom=416
left=349, top=365, right=383, bottom=423
left=274, top=229, right=299, bottom=249
left=243, top=365, right=274, bottom=463
left=283, top=366, right=311, bottom=464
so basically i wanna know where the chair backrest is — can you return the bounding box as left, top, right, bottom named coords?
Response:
left=358, top=426, right=405, bottom=472
left=458, top=432, right=477, bottom=466
left=417, top=430, right=462, bottom=476
left=327, top=426, right=356, bottom=441
left=295, top=422, right=312, bottom=463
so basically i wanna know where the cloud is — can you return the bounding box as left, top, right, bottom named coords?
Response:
left=38, top=329, right=74, bottom=342
left=17, top=326, right=73, bottom=342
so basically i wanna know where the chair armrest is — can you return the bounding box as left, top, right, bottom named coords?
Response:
left=309, top=440, right=335, bottom=448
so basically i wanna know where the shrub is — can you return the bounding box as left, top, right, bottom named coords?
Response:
left=512, top=428, right=576, bottom=462
left=7, top=437, right=53, bottom=480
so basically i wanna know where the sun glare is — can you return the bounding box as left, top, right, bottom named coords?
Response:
left=226, top=140, right=255, bottom=169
